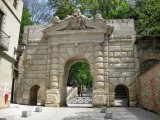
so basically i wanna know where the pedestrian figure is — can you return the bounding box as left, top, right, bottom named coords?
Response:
left=78, top=86, right=81, bottom=97
left=70, top=77, right=78, bottom=87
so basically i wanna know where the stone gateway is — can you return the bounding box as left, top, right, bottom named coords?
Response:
left=14, top=9, right=138, bottom=107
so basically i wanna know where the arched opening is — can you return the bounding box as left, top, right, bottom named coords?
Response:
left=60, top=57, right=93, bottom=107
left=140, top=59, right=159, bottom=73
left=115, top=85, right=129, bottom=107
left=30, top=85, right=40, bottom=105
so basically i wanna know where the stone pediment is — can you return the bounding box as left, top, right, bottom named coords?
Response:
left=44, top=9, right=114, bottom=36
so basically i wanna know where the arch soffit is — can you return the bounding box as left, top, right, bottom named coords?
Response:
left=115, top=84, right=129, bottom=91
left=139, top=52, right=160, bottom=64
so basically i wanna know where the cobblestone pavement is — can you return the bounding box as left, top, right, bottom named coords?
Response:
left=0, top=104, right=160, bottom=120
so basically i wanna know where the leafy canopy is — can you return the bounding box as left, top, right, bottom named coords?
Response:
left=48, top=0, right=131, bottom=19
left=19, top=7, right=33, bottom=42
left=134, top=0, right=160, bottom=35
left=67, top=62, right=92, bottom=88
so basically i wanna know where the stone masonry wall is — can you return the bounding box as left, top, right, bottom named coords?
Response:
left=107, top=35, right=137, bottom=106
left=15, top=18, right=138, bottom=107
left=138, top=62, right=160, bottom=115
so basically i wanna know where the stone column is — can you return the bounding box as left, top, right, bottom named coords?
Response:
left=45, top=45, right=60, bottom=107
left=92, top=43, right=106, bottom=107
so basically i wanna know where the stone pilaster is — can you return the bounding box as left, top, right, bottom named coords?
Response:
left=92, top=43, right=106, bottom=107
left=46, top=45, right=60, bottom=107
left=103, top=35, right=110, bottom=107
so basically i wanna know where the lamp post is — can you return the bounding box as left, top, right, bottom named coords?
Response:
left=14, top=41, right=26, bottom=55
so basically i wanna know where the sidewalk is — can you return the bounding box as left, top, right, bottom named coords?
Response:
left=0, top=104, right=160, bottom=120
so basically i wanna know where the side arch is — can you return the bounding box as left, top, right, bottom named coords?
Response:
left=30, top=85, right=40, bottom=105
left=115, top=85, right=129, bottom=107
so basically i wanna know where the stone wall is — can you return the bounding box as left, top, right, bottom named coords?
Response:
left=15, top=16, right=138, bottom=107
left=138, top=62, right=160, bottom=115
left=107, top=35, right=137, bottom=106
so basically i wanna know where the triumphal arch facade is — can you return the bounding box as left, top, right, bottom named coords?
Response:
left=15, top=9, right=138, bottom=107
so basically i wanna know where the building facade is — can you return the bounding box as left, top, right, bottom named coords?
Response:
left=0, top=0, right=23, bottom=108
left=15, top=9, right=138, bottom=107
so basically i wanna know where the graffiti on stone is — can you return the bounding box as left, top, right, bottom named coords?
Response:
left=0, top=83, right=10, bottom=104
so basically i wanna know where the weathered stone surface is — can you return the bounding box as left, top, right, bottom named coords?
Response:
left=95, top=76, right=104, bottom=81
left=94, top=82, right=104, bottom=89
left=109, top=46, right=121, bottom=51
left=109, top=58, right=120, bottom=62
left=95, top=57, right=103, bottom=62
left=51, top=64, right=59, bottom=69
left=95, top=63, right=103, bottom=69
left=122, top=72, right=134, bottom=77
left=16, top=10, right=137, bottom=108
left=114, top=52, right=127, bottom=57
left=50, top=76, right=58, bottom=82
left=114, top=63, right=128, bottom=68
left=50, top=82, right=58, bottom=87
left=96, top=69, right=104, bottom=75
left=92, top=95, right=106, bottom=105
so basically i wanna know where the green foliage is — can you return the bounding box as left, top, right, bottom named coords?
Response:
left=48, top=0, right=77, bottom=19
left=79, top=0, right=131, bottom=19
left=19, top=7, right=32, bottom=42
left=48, top=0, right=131, bottom=19
left=134, top=0, right=160, bottom=35
left=148, top=27, right=160, bottom=35
left=67, top=62, right=92, bottom=88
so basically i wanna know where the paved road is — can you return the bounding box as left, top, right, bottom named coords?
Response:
left=0, top=104, right=160, bottom=120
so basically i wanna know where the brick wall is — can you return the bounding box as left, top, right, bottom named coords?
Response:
left=138, top=62, right=160, bottom=115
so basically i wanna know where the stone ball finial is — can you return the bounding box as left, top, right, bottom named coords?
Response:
left=73, top=8, right=82, bottom=17
left=95, top=13, right=104, bottom=21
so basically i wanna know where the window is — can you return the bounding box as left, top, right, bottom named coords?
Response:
left=0, top=11, right=3, bottom=29
left=13, top=0, right=18, bottom=9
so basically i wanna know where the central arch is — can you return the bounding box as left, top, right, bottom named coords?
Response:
left=60, top=57, right=93, bottom=106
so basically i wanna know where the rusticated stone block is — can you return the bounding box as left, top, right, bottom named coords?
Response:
left=95, top=63, right=103, bottom=69
left=94, top=82, right=104, bottom=89
left=95, top=76, right=104, bottom=81
left=114, top=52, right=127, bottom=57
left=109, top=58, right=120, bottom=62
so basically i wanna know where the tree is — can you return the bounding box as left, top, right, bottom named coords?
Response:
left=48, top=0, right=77, bottom=19
left=23, top=0, right=53, bottom=24
left=19, top=7, right=32, bottom=42
left=134, top=0, right=160, bottom=35
left=67, top=62, right=92, bottom=88
left=48, top=0, right=132, bottom=19
left=79, top=0, right=131, bottom=19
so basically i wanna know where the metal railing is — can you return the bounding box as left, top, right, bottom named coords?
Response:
left=0, top=30, right=10, bottom=51
left=67, top=97, right=92, bottom=104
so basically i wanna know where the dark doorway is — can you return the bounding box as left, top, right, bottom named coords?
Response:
left=11, top=78, right=15, bottom=103
left=115, top=85, right=129, bottom=107
left=30, top=85, right=40, bottom=105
